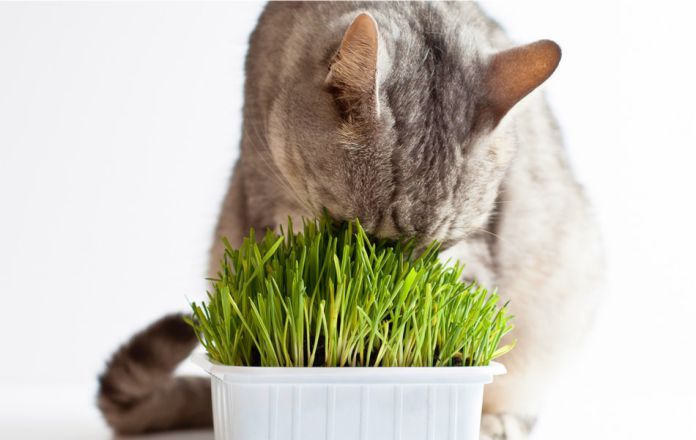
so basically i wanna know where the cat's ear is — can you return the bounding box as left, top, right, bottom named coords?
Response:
left=485, top=40, right=561, bottom=122
left=325, top=13, right=379, bottom=119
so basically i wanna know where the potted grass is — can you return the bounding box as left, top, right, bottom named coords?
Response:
left=188, top=216, right=513, bottom=440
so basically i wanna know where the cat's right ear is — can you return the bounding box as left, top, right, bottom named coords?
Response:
left=325, top=13, right=379, bottom=120
left=484, top=39, right=561, bottom=123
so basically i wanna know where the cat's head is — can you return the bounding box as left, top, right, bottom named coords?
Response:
left=267, top=11, right=560, bottom=247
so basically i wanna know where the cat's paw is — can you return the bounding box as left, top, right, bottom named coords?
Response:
left=480, top=413, right=536, bottom=440
left=480, top=413, right=506, bottom=440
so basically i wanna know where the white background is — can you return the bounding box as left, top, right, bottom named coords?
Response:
left=1, top=1, right=694, bottom=439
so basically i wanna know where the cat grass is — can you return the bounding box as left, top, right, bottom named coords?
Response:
left=186, top=216, right=514, bottom=367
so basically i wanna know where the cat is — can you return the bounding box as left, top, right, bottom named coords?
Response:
left=97, top=2, right=603, bottom=439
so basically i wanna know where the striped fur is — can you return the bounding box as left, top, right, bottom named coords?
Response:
left=97, top=314, right=212, bottom=434
left=97, top=3, right=603, bottom=439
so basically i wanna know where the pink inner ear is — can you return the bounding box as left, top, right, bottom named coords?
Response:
left=486, top=40, right=561, bottom=120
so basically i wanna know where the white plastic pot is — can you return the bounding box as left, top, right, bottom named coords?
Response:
left=192, top=353, right=505, bottom=440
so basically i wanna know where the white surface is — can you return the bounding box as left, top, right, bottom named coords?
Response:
left=1, top=1, right=695, bottom=439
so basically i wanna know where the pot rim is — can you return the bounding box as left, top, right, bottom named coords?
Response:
left=191, top=352, right=505, bottom=384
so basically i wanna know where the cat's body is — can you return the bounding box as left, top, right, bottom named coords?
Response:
left=98, top=3, right=603, bottom=439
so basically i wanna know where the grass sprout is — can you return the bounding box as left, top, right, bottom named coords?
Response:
left=187, top=216, right=514, bottom=367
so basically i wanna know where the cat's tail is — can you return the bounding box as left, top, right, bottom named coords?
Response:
left=97, top=313, right=212, bottom=435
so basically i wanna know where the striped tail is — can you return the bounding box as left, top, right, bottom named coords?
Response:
left=97, top=313, right=213, bottom=434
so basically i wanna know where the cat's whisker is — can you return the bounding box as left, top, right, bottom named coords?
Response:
left=246, top=119, right=316, bottom=216
left=491, top=195, right=568, bottom=206
left=471, top=226, right=525, bottom=257
left=255, top=121, right=323, bottom=217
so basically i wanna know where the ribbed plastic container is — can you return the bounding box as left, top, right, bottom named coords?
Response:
left=192, top=353, right=505, bottom=440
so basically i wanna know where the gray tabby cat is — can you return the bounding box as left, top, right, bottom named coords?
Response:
left=98, top=2, right=603, bottom=439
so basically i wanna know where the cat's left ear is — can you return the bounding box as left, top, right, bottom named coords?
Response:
left=485, top=39, right=561, bottom=123
left=325, top=13, right=379, bottom=119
